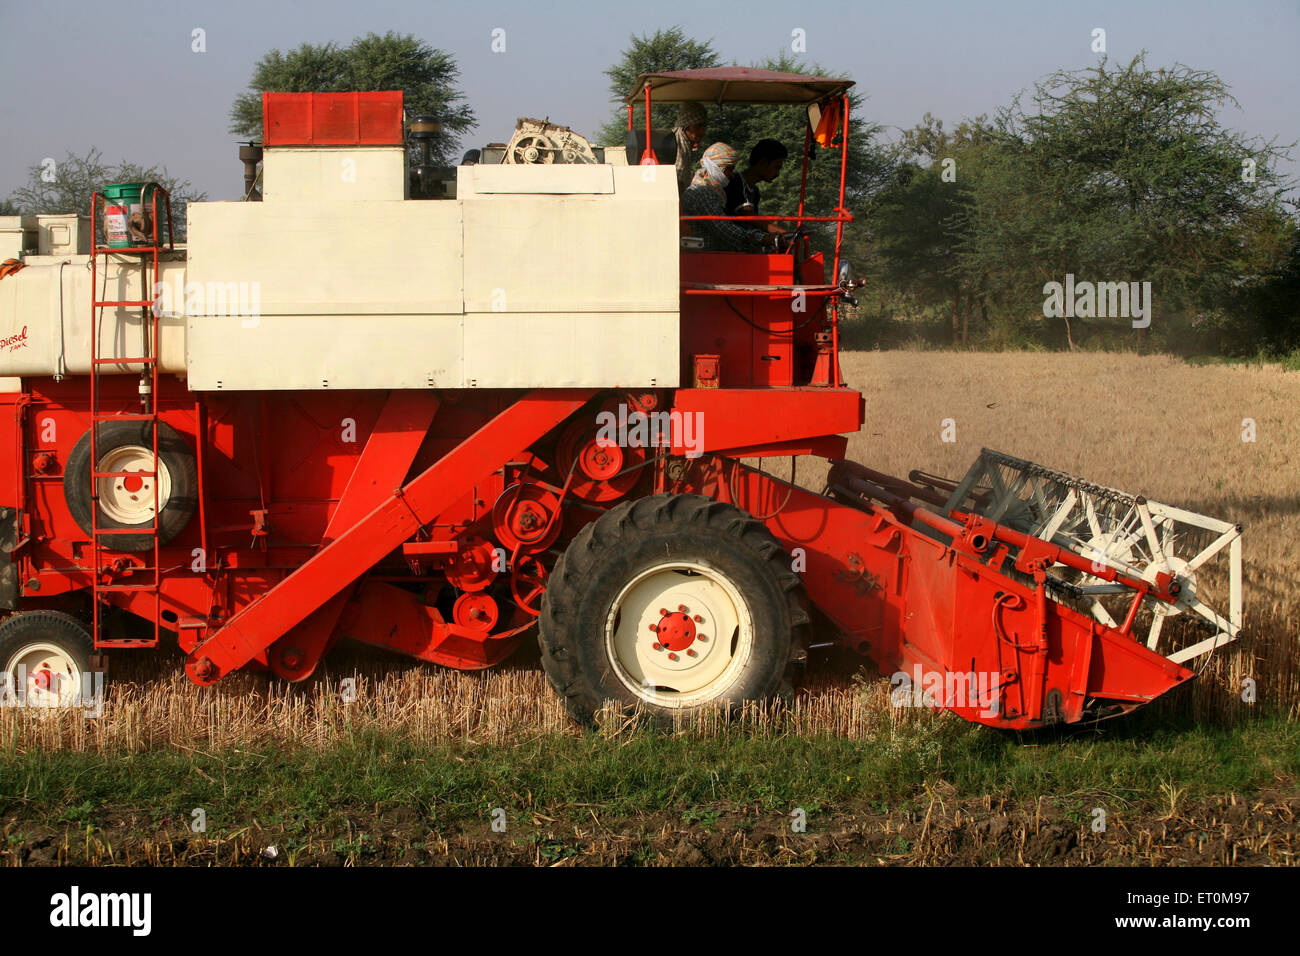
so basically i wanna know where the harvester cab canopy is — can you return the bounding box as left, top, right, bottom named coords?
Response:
left=624, top=66, right=855, bottom=165
left=624, top=66, right=854, bottom=104
left=624, top=66, right=854, bottom=238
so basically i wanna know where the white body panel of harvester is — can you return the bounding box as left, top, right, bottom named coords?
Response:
left=0, top=150, right=681, bottom=390
left=260, top=146, right=410, bottom=202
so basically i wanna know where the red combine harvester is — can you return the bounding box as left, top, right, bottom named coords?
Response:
left=0, top=70, right=1242, bottom=728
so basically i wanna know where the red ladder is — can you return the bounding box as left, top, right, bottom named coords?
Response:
left=87, top=184, right=174, bottom=649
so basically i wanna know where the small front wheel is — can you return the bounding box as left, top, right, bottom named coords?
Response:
left=0, top=610, right=95, bottom=708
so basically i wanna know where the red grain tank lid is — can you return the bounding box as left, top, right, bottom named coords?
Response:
left=261, top=91, right=405, bottom=146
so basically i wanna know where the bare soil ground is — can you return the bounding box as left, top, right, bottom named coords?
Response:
left=6, top=786, right=1296, bottom=867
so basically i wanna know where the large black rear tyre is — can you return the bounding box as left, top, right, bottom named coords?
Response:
left=538, top=494, right=809, bottom=724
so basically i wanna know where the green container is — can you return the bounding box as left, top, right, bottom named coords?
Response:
left=103, top=182, right=160, bottom=248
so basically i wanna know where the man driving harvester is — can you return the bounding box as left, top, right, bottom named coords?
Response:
left=681, top=143, right=784, bottom=253
left=725, top=138, right=790, bottom=238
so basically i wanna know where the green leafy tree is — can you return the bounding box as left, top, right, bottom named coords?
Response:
left=229, top=31, right=475, bottom=166
left=863, top=114, right=994, bottom=344
left=956, top=53, right=1294, bottom=349
left=9, top=148, right=205, bottom=240
left=599, top=27, right=720, bottom=147
left=1220, top=211, right=1300, bottom=356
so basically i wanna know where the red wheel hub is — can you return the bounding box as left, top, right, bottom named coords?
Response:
left=651, top=608, right=697, bottom=651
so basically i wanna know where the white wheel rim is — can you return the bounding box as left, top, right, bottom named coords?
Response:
left=5, top=641, right=81, bottom=707
left=604, top=560, right=753, bottom=708
left=96, top=444, right=172, bottom=525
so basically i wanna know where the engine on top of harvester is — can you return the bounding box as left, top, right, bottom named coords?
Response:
left=458, top=117, right=603, bottom=169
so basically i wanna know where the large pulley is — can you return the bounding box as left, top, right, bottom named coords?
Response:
left=503, top=117, right=599, bottom=165
left=557, top=415, right=645, bottom=502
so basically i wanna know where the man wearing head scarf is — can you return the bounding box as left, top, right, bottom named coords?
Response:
left=673, top=102, right=708, bottom=194
left=682, top=143, right=779, bottom=253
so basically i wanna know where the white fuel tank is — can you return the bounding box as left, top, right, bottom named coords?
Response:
left=0, top=254, right=188, bottom=378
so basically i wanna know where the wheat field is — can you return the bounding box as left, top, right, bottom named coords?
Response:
left=2, top=351, right=1296, bottom=752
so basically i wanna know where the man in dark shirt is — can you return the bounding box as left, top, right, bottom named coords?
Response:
left=724, top=139, right=789, bottom=238
left=682, top=142, right=778, bottom=252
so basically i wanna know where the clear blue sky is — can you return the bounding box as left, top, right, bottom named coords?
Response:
left=1, top=0, right=1296, bottom=202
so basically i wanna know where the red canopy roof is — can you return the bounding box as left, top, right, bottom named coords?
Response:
left=625, top=67, right=854, bottom=105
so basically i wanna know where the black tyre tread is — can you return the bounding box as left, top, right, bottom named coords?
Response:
left=63, top=420, right=199, bottom=552
left=0, top=609, right=94, bottom=674
left=538, top=493, right=811, bottom=724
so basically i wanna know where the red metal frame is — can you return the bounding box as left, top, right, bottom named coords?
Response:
left=7, top=369, right=1199, bottom=725
left=184, top=390, right=594, bottom=684
left=831, top=93, right=850, bottom=387
left=267, top=390, right=442, bottom=681
left=724, top=462, right=1194, bottom=728
left=644, top=86, right=654, bottom=163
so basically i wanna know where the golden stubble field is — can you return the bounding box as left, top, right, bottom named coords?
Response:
left=3, top=351, right=1297, bottom=752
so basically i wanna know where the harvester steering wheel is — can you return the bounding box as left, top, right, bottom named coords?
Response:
left=774, top=226, right=811, bottom=256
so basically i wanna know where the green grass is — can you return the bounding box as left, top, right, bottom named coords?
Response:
left=1181, top=349, right=1300, bottom=371
left=2, top=711, right=1295, bottom=833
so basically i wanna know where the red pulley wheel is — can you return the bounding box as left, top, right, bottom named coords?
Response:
left=453, top=593, right=499, bottom=631
left=492, top=483, right=562, bottom=554
left=556, top=417, right=644, bottom=503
